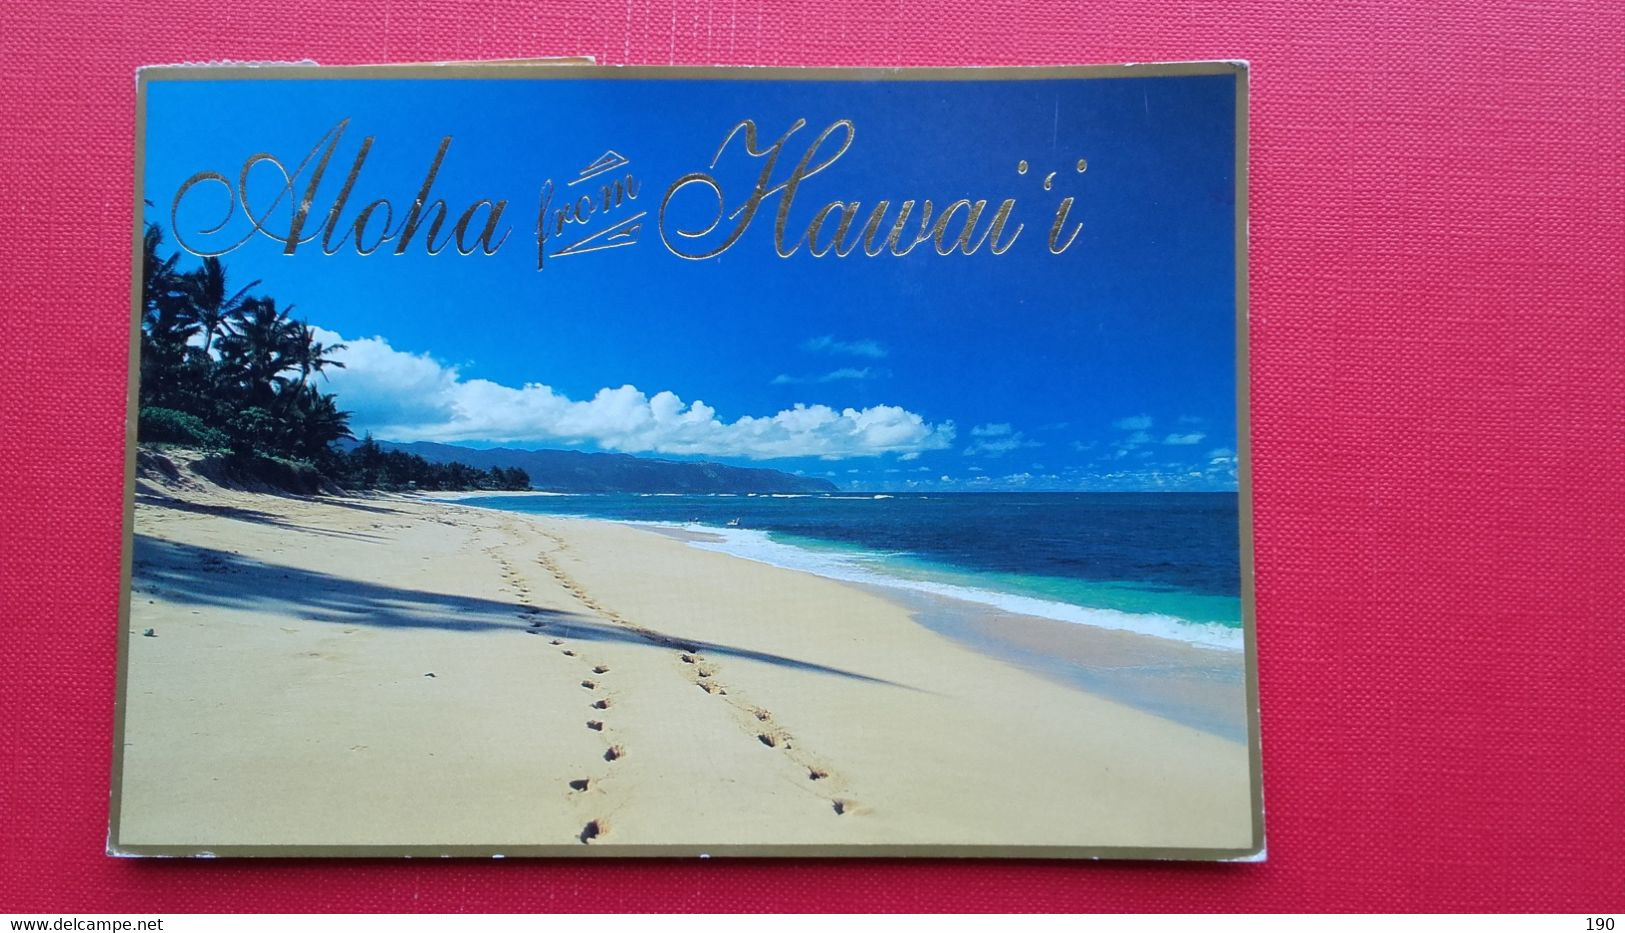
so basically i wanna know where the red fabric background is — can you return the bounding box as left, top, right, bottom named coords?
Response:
left=1, top=0, right=1622, bottom=913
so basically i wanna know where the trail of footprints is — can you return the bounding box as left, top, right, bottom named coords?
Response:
left=676, top=650, right=859, bottom=818
left=558, top=637, right=623, bottom=845
left=496, top=524, right=861, bottom=843
left=483, top=536, right=621, bottom=843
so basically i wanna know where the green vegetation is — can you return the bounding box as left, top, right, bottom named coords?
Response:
left=343, top=436, right=534, bottom=492
left=137, top=407, right=231, bottom=450
left=137, top=222, right=528, bottom=493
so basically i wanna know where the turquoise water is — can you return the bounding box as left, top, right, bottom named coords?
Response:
left=457, top=492, right=1245, bottom=649
left=768, top=531, right=1242, bottom=627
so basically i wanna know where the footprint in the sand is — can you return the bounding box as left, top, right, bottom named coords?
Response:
left=578, top=819, right=604, bottom=844
left=580, top=680, right=597, bottom=690
left=562, top=649, right=576, bottom=657
left=592, top=665, right=609, bottom=674
left=749, top=719, right=831, bottom=786
left=681, top=653, right=729, bottom=696
left=586, top=720, right=604, bottom=731
left=568, top=778, right=590, bottom=792
left=603, top=745, right=625, bottom=762
left=592, top=698, right=611, bottom=710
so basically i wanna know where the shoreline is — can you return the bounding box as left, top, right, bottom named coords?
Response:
left=856, top=582, right=1249, bottom=742
left=118, top=469, right=1256, bottom=853
left=451, top=496, right=1246, bottom=649
left=540, top=514, right=1246, bottom=741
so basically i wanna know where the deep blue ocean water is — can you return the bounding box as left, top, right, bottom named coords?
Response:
left=456, top=491, right=1245, bottom=648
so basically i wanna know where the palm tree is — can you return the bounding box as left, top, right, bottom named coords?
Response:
left=139, top=224, right=197, bottom=408
left=140, top=226, right=194, bottom=345
left=184, top=256, right=260, bottom=357
left=217, top=297, right=299, bottom=406
left=141, top=225, right=183, bottom=322
left=277, top=382, right=354, bottom=461
left=285, top=322, right=347, bottom=390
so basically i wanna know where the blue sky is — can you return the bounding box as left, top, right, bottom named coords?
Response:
left=144, top=71, right=1239, bottom=491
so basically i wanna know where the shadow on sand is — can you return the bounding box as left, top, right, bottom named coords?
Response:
left=134, top=492, right=389, bottom=542
left=133, top=535, right=914, bottom=690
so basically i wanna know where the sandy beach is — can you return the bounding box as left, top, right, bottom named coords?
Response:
left=115, top=453, right=1257, bottom=855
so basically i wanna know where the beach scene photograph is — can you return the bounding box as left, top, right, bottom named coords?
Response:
left=114, top=65, right=1257, bottom=856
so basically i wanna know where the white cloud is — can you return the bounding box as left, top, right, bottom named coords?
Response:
left=1114, top=415, right=1153, bottom=431
left=964, top=422, right=1042, bottom=457
left=771, top=367, right=880, bottom=385
left=1112, top=426, right=1155, bottom=453
left=803, top=335, right=887, bottom=359
left=1163, top=432, right=1206, bottom=446
left=313, top=327, right=954, bottom=460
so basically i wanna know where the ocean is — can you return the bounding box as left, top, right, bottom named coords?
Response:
left=455, top=491, right=1245, bottom=651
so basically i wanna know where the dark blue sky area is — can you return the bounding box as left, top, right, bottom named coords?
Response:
left=143, top=71, right=1239, bottom=490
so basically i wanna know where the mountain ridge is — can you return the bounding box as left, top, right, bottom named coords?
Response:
left=359, top=439, right=839, bottom=494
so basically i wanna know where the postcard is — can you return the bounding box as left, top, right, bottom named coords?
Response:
left=112, top=61, right=1259, bottom=858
